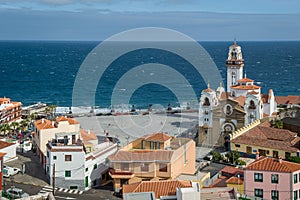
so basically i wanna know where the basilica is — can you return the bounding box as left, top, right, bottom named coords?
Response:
left=198, top=40, right=277, bottom=149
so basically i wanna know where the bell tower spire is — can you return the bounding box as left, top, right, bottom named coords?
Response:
left=226, top=38, right=244, bottom=93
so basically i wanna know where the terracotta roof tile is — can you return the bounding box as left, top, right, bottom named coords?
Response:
left=0, top=141, right=15, bottom=149
left=210, top=176, right=228, bottom=187
left=219, top=92, right=230, bottom=100
left=123, top=180, right=192, bottom=198
left=231, top=85, right=260, bottom=90
left=231, top=121, right=300, bottom=152
left=203, top=88, right=214, bottom=93
left=34, top=119, right=54, bottom=130
left=234, top=96, right=246, bottom=107
left=246, top=156, right=300, bottom=172
left=221, top=166, right=243, bottom=175
left=55, top=116, right=79, bottom=124
left=80, top=129, right=97, bottom=141
left=237, top=78, right=254, bottom=83
left=109, top=150, right=174, bottom=162
left=226, top=177, right=244, bottom=185
left=275, top=95, right=300, bottom=105
left=145, top=133, right=171, bottom=142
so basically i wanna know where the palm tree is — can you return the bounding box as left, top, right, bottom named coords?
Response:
left=48, top=105, right=57, bottom=120
left=0, top=124, right=10, bottom=137
left=20, top=119, right=30, bottom=132
left=10, top=122, right=20, bottom=137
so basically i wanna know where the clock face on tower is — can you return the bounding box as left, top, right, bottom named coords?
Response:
left=224, top=104, right=233, bottom=116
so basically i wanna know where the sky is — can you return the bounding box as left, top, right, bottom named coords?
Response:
left=0, top=0, right=300, bottom=41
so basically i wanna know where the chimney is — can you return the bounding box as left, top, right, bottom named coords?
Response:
left=256, top=151, right=260, bottom=160
left=42, top=118, right=45, bottom=124
left=87, top=130, right=90, bottom=134
left=52, top=121, right=54, bottom=126
left=279, top=156, right=283, bottom=164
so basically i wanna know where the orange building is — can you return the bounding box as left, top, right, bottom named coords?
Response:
left=108, top=133, right=196, bottom=192
left=0, top=97, right=22, bottom=124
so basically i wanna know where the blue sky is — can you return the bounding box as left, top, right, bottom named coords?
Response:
left=0, top=0, right=299, bottom=40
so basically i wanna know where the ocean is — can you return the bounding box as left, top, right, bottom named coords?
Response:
left=0, top=41, right=299, bottom=109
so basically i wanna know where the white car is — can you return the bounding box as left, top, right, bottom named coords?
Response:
left=6, top=188, right=29, bottom=198
left=3, top=165, right=20, bottom=178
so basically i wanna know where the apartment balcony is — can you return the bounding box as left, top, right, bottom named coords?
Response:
left=109, top=168, right=134, bottom=179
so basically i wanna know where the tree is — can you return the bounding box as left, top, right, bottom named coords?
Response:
left=211, top=150, right=223, bottom=161
left=274, top=120, right=283, bottom=129
left=288, top=156, right=300, bottom=164
left=48, top=105, right=57, bottom=120
left=226, top=151, right=240, bottom=164
left=0, top=124, right=10, bottom=136
left=20, top=119, right=30, bottom=132
left=10, top=122, right=20, bottom=137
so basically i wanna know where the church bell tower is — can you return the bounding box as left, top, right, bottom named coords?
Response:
left=226, top=39, right=244, bottom=93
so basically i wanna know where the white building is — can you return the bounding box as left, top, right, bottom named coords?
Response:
left=198, top=40, right=277, bottom=148
left=46, top=130, right=118, bottom=191
left=0, top=140, right=18, bottom=163
left=33, top=116, right=80, bottom=168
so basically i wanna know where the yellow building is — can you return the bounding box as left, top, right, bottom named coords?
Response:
left=226, top=176, right=244, bottom=195
left=230, top=120, right=300, bottom=159
left=108, top=133, right=196, bottom=192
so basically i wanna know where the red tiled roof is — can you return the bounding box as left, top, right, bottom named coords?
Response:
left=210, top=176, right=228, bottom=187
left=237, top=78, right=254, bottom=83
left=109, top=150, right=174, bottom=162
left=275, top=95, right=300, bottom=105
left=123, top=180, right=192, bottom=198
left=231, top=121, right=300, bottom=152
left=34, top=119, right=54, bottom=130
left=80, top=129, right=97, bottom=141
left=221, top=166, right=243, bottom=175
left=234, top=96, right=246, bottom=107
left=203, top=88, right=214, bottom=93
left=231, top=85, right=260, bottom=90
left=145, top=133, right=171, bottom=142
left=0, top=141, right=15, bottom=149
left=226, top=177, right=244, bottom=185
left=55, top=116, right=79, bottom=124
left=246, top=156, right=300, bottom=173
left=219, top=92, right=230, bottom=100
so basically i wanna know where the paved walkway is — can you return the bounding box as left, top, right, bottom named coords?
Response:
left=4, top=151, right=49, bottom=187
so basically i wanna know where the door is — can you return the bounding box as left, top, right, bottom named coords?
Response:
left=246, top=146, right=252, bottom=155
left=72, top=135, right=76, bottom=144
left=85, top=176, right=88, bottom=187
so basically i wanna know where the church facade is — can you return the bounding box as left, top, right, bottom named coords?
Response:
left=198, top=40, right=277, bottom=149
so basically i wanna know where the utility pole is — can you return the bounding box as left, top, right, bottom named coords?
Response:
left=52, top=163, right=55, bottom=195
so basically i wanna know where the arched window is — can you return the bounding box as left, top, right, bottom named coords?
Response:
left=231, top=71, right=236, bottom=86
left=232, top=91, right=236, bottom=97
left=203, top=97, right=210, bottom=106
left=249, top=100, right=256, bottom=109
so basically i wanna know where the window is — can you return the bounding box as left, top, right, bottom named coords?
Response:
left=271, top=174, right=278, bottom=184
left=203, top=97, right=210, bottom=106
left=150, top=141, right=154, bottom=149
left=142, top=140, right=146, bottom=149
left=294, top=190, right=298, bottom=200
left=53, top=156, right=57, bottom=160
left=294, top=174, right=298, bottom=184
left=65, top=155, right=72, bottom=162
left=156, top=142, right=160, bottom=149
left=271, top=190, right=279, bottom=200
left=246, top=146, right=252, bottom=154
left=121, top=163, right=129, bottom=171
left=85, top=168, right=88, bottom=172
left=47, top=151, right=49, bottom=158
left=141, top=163, right=149, bottom=172
left=235, top=144, right=241, bottom=148
left=286, top=152, right=291, bottom=159
left=273, top=151, right=279, bottom=158
left=65, top=170, right=71, bottom=177
left=249, top=100, right=256, bottom=109
left=159, top=164, right=168, bottom=172
left=254, top=173, right=263, bottom=182
left=70, top=186, right=78, bottom=190
left=254, top=189, right=263, bottom=198
left=93, top=164, right=97, bottom=170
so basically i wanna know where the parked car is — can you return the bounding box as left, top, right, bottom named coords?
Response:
left=3, top=165, right=20, bottom=178
left=6, top=188, right=29, bottom=199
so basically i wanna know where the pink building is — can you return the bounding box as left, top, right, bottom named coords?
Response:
left=245, top=155, right=300, bottom=200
